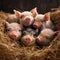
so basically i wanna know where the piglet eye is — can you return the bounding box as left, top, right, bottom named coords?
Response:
left=7, top=28, right=11, bottom=31
left=19, top=30, right=21, bottom=31
left=23, top=31, right=26, bottom=35
left=45, top=36, right=50, bottom=40
left=20, top=15, right=24, bottom=18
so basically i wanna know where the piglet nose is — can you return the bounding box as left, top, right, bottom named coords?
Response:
left=25, top=38, right=31, bottom=43
left=11, top=34, right=17, bottom=38
left=36, top=37, right=40, bottom=42
left=25, top=18, right=30, bottom=22
left=33, top=23, right=38, bottom=28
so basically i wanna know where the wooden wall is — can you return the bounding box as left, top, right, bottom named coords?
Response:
left=0, top=0, right=60, bottom=13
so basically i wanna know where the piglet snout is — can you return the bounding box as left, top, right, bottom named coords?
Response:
left=36, top=36, right=43, bottom=42
left=25, top=18, right=30, bottom=22
left=33, top=24, right=38, bottom=28
left=36, top=37, right=40, bottom=42
left=10, top=34, right=17, bottom=38
left=10, top=31, right=18, bottom=39
left=25, top=38, right=31, bottom=43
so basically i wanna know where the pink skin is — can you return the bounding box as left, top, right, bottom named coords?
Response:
left=13, top=9, right=21, bottom=19
left=33, top=12, right=54, bottom=30
left=25, top=18, right=30, bottom=23
left=36, top=36, right=43, bottom=42
left=33, top=22, right=42, bottom=29
left=21, top=35, right=32, bottom=45
left=33, top=14, right=45, bottom=29
left=36, top=35, right=47, bottom=43
left=10, top=32, right=16, bottom=38
left=13, top=8, right=38, bottom=26
left=5, top=21, right=22, bottom=40
left=21, top=33, right=35, bottom=46
left=22, top=17, right=32, bottom=26
left=35, top=28, right=57, bottom=45
left=24, top=37, right=31, bottom=44
left=9, top=31, right=20, bottom=39
left=6, top=10, right=21, bottom=23
left=20, top=12, right=34, bottom=26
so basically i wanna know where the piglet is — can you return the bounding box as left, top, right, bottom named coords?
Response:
left=6, top=10, right=20, bottom=23
left=5, top=21, right=22, bottom=40
left=33, top=12, right=55, bottom=30
left=33, top=14, right=45, bottom=29
left=14, top=8, right=38, bottom=27
left=35, top=28, right=58, bottom=46
left=45, top=12, right=55, bottom=30
left=21, top=29, right=36, bottom=46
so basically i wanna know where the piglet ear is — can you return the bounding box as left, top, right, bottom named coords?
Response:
left=53, top=31, right=59, bottom=36
left=13, top=9, right=21, bottom=19
left=30, top=7, right=38, bottom=17
left=5, top=21, right=10, bottom=27
left=23, top=31, right=28, bottom=34
left=44, top=12, right=50, bottom=21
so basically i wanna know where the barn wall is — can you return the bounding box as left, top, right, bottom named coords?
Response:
left=0, top=0, right=60, bottom=13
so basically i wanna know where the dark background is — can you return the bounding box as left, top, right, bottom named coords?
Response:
left=0, top=0, right=60, bottom=14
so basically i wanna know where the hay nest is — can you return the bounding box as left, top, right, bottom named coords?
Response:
left=0, top=10, right=60, bottom=60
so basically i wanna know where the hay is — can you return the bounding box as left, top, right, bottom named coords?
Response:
left=0, top=11, right=60, bottom=60
left=51, top=9, right=60, bottom=31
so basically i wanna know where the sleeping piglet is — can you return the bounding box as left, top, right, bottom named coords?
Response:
left=35, top=28, right=58, bottom=46
left=13, top=8, right=38, bottom=27
left=5, top=21, right=22, bottom=40
left=33, top=12, right=55, bottom=30
left=21, top=28, right=37, bottom=46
